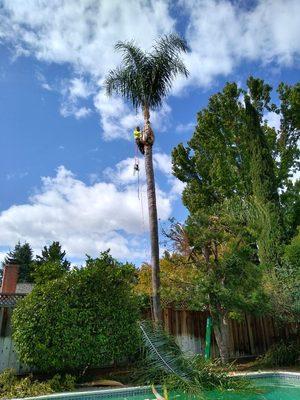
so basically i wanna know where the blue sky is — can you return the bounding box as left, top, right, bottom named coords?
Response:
left=0, top=0, right=299, bottom=266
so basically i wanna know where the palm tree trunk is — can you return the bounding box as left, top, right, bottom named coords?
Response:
left=143, top=108, right=162, bottom=323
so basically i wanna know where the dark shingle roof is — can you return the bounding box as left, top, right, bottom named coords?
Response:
left=16, top=283, right=34, bottom=294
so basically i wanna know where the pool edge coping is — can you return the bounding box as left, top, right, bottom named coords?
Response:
left=230, top=370, right=300, bottom=377
left=11, top=371, right=300, bottom=400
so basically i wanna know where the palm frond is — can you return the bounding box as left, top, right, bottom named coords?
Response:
left=139, top=321, right=191, bottom=382
left=138, top=321, right=249, bottom=395
left=105, top=66, right=142, bottom=110
left=115, top=40, right=146, bottom=72
left=153, top=34, right=189, bottom=63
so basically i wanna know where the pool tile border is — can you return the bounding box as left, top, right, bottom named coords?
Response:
left=12, top=386, right=154, bottom=400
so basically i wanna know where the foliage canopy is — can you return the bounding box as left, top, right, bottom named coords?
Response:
left=13, top=252, right=140, bottom=372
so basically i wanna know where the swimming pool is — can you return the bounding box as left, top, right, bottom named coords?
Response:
left=15, top=373, right=300, bottom=400
left=205, top=374, right=300, bottom=399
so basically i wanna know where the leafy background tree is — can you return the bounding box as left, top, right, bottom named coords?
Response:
left=162, top=212, right=265, bottom=363
left=13, top=252, right=139, bottom=372
left=136, top=253, right=202, bottom=310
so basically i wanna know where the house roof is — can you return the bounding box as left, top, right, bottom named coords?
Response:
left=16, top=283, right=34, bottom=294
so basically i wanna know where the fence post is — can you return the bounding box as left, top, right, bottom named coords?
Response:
left=205, top=316, right=212, bottom=359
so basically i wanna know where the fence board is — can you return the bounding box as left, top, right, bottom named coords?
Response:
left=146, top=309, right=298, bottom=359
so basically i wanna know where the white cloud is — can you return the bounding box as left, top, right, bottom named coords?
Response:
left=264, top=111, right=281, bottom=131
left=104, top=157, right=145, bottom=186
left=106, top=153, right=175, bottom=187
left=0, top=251, right=7, bottom=264
left=93, top=89, right=138, bottom=140
left=74, top=106, right=92, bottom=119
left=60, top=103, right=92, bottom=119
left=0, top=0, right=174, bottom=132
left=153, top=153, right=172, bottom=175
left=173, top=0, right=300, bottom=91
left=68, top=77, right=92, bottom=99
left=170, top=179, right=186, bottom=196
left=0, top=165, right=172, bottom=261
left=1, top=1, right=299, bottom=134
left=59, top=77, right=94, bottom=119
left=153, top=153, right=186, bottom=198
left=175, top=121, right=195, bottom=134
left=0, top=1, right=174, bottom=75
left=94, top=89, right=171, bottom=141
left=36, top=72, right=53, bottom=91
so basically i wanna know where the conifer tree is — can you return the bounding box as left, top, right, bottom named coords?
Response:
left=3, top=242, right=34, bottom=283
left=35, top=241, right=70, bottom=271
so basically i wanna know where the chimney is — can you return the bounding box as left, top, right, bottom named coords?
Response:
left=1, top=263, right=19, bottom=293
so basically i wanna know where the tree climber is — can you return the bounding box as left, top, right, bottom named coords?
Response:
left=133, top=126, right=145, bottom=155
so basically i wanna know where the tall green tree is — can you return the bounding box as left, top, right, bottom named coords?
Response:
left=2, top=242, right=34, bottom=283
left=172, top=77, right=300, bottom=360
left=173, top=78, right=300, bottom=267
left=105, top=34, right=189, bottom=323
left=35, top=241, right=70, bottom=271
left=32, top=241, right=70, bottom=284
left=244, top=95, right=282, bottom=266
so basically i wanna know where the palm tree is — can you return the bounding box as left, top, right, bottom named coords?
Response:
left=105, top=34, right=189, bottom=323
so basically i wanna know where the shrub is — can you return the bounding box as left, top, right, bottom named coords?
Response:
left=13, top=252, right=140, bottom=372
left=31, top=260, right=69, bottom=284
left=0, top=369, right=75, bottom=399
left=258, top=340, right=300, bottom=367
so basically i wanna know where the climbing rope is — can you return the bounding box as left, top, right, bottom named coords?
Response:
left=133, top=142, right=146, bottom=233
left=133, top=142, right=140, bottom=198
left=133, top=134, right=150, bottom=262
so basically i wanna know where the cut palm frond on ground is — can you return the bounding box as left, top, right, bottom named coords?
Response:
left=139, top=321, right=251, bottom=397
left=140, top=321, right=192, bottom=381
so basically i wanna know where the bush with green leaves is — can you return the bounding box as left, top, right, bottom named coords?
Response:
left=257, top=340, right=300, bottom=367
left=0, top=369, right=75, bottom=399
left=12, top=252, right=140, bottom=372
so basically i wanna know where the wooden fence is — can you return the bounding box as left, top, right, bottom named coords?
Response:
left=1, top=307, right=298, bottom=373
left=0, top=308, right=30, bottom=373
left=145, top=308, right=299, bottom=359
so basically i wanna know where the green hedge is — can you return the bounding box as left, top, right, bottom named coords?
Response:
left=12, top=252, right=140, bottom=372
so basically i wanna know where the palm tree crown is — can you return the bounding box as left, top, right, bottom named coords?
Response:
left=105, top=34, right=189, bottom=111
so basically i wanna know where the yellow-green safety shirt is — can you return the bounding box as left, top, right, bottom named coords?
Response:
left=134, top=129, right=141, bottom=139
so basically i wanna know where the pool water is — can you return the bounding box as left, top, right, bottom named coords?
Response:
left=119, top=377, right=300, bottom=400
left=28, top=377, right=300, bottom=400
left=204, top=377, right=300, bottom=399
